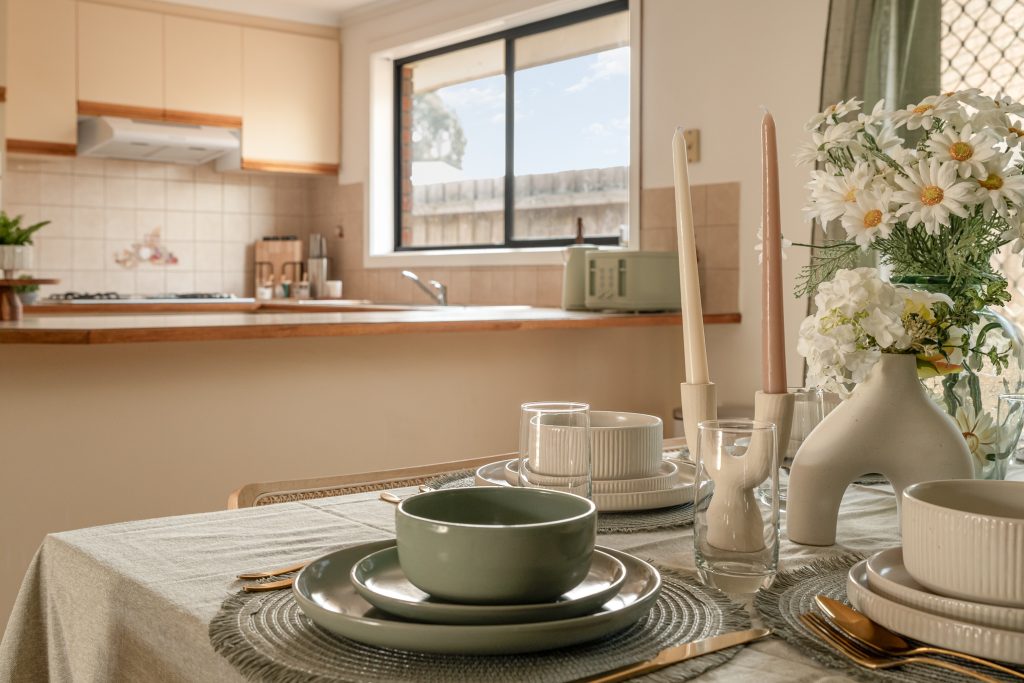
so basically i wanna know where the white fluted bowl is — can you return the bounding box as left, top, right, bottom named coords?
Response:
left=902, top=480, right=1024, bottom=607
left=529, top=411, right=662, bottom=480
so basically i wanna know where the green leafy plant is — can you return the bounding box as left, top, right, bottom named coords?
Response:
left=0, top=212, right=49, bottom=246
left=13, top=275, right=39, bottom=294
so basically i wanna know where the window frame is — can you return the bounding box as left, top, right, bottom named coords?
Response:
left=391, top=0, right=629, bottom=253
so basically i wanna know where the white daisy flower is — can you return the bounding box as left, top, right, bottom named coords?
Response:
left=805, top=162, right=876, bottom=223
left=754, top=225, right=792, bottom=264
left=965, top=93, right=1024, bottom=130
left=975, top=153, right=1024, bottom=222
left=953, top=405, right=999, bottom=465
left=840, top=190, right=895, bottom=249
left=925, top=124, right=998, bottom=178
left=893, top=94, right=962, bottom=130
left=806, top=98, right=863, bottom=131
left=857, top=99, right=887, bottom=126
left=893, top=159, right=974, bottom=234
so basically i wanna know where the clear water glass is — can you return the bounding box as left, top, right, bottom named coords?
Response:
left=998, top=393, right=1024, bottom=467
left=694, top=419, right=779, bottom=593
left=518, top=402, right=592, bottom=499
left=756, top=387, right=825, bottom=507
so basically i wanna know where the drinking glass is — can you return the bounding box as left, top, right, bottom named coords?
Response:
left=694, top=419, right=779, bottom=593
left=757, top=387, right=825, bottom=506
left=998, top=394, right=1024, bottom=470
left=518, top=402, right=591, bottom=499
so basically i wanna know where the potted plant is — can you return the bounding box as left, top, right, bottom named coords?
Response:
left=0, top=211, right=49, bottom=276
left=14, top=275, right=40, bottom=305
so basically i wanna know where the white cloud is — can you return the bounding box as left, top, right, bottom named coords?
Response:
left=566, top=48, right=629, bottom=94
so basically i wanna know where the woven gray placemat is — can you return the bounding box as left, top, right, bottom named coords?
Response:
left=753, top=554, right=1024, bottom=682
left=210, top=565, right=751, bottom=683
left=425, top=471, right=695, bottom=534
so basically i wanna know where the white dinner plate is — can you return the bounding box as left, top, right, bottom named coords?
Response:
left=476, top=458, right=696, bottom=512
left=350, top=546, right=627, bottom=625
left=866, top=547, right=1024, bottom=632
left=847, top=559, right=1024, bottom=665
left=509, top=459, right=682, bottom=494
left=292, top=540, right=662, bottom=655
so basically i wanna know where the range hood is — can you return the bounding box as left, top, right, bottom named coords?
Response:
left=77, top=116, right=239, bottom=164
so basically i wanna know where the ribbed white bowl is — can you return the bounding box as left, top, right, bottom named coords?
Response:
left=529, top=411, right=662, bottom=479
left=902, top=480, right=1024, bottom=608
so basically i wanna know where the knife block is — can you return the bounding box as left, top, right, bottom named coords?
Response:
left=255, top=240, right=303, bottom=291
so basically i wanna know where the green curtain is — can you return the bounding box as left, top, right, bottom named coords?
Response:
left=802, top=0, right=941, bottom=379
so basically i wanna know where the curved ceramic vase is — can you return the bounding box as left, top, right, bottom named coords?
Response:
left=787, top=353, right=973, bottom=546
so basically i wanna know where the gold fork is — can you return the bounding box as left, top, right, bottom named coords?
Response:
left=799, top=612, right=998, bottom=683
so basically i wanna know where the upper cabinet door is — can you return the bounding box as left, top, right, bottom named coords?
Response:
left=6, top=0, right=77, bottom=152
left=164, top=16, right=242, bottom=125
left=78, top=2, right=163, bottom=113
left=241, top=28, right=340, bottom=171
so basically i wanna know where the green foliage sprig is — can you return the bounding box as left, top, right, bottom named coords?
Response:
left=0, top=212, right=49, bottom=246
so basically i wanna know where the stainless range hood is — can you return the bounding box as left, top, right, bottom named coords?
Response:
left=77, top=116, right=239, bottom=164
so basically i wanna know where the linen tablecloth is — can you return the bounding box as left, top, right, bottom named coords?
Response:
left=0, top=481, right=914, bottom=682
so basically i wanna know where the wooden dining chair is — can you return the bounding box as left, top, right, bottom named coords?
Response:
left=228, top=452, right=514, bottom=509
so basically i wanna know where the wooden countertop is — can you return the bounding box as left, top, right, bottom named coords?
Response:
left=1, top=306, right=740, bottom=345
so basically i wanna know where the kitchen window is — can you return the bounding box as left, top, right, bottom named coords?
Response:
left=392, top=0, right=630, bottom=253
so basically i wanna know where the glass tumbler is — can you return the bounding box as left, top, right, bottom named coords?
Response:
left=694, top=419, right=779, bottom=593
left=519, top=402, right=592, bottom=499
left=998, top=393, right=1024, bottom=471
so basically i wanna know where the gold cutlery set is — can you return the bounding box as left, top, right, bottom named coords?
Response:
left=802, top=595, right=1023, bottom=682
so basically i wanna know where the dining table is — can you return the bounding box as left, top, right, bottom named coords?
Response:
left=2, top=462, right=1022, bottom=682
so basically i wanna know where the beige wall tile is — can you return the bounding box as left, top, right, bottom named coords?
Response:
left=104, top=209, right=135, bottom=240
left=696, top=224, right=738, bottom=269
left=447, top=268, right=471, bottom=304
left=537, top=267, right=562, bottom=308
left=73, top=175, right=104, bottom=207
left=514, top=267, right=538, bottom=305
left=136, top=270, right=166, bottom=294
left=136, top=179, right=165, bottom=210
left=167, top=181, right=196, bottom=211
left=195, top=183, right=222, bottom=212
left=39, top=238, right=73, bottom=270
left=40, top=174, right=72, bottom=206
left=104, top=159, right=137, bottom=178
left=702, top=268, right=739, bottom=313
left=43, top=207, right=74, bottom=239
left=106, top=177, right=137, bottom=209
left=74, top=208, right=105, bottom=240
left=706, top=182, right=740, bottom=226
left=640, top=187, right=674, bottom=229
left=165, top=212, right=195, bottom=241
left=643, top=227, right=677, bottom=252
left=72, top=239, right=105, bottom=270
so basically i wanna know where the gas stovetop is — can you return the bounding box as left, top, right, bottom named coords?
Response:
left=47, top=292, right=254, bottom=303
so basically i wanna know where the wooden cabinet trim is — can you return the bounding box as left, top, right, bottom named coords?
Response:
left=6, top=139, right=77, bottom=156
left=163, top=109, right=242, bottom=128
left=78, top=100, right=165, bottom=121
left=0, top=86, right=6, bottom=103
left=241, top=158, right=339, bottom=175
left=78, top=101, right=242, bottom=128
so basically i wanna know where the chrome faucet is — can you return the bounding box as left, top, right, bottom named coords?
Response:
left=401, top=270, right=448, bottom=306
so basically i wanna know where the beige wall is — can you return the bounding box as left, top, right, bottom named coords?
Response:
left=335, top=0, right=830, bottom=404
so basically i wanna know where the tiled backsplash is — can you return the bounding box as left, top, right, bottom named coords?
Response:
left=309, top=180, right=741, bottom=312
left=4, top=155, right=310, bottom=296
left=4, top=157, right=739, bottom=312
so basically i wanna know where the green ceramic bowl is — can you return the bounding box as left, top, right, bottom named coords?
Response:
left=395, top=487, right=597, bottom=604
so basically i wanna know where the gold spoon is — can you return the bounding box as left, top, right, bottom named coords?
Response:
left=242, top=577, right=293, bottom=593
left=815, top=595, right=1024, bottom=680
left=379, top=491, right=403, bottom=504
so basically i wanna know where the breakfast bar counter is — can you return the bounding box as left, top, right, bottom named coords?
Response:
left=0, top=307, right=740, bottom=344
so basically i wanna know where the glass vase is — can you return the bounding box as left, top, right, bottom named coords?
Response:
left=893, top=275, right=1024, bottom=479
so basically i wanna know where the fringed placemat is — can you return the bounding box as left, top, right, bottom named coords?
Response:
left=424, top=471, right=695, bottom=534
left=753, top=554, right=1024, bottom=682
left=210, top=565, right=751, bottom=683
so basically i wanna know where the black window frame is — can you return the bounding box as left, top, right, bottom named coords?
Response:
left=393, top=0, right=629, bottom=252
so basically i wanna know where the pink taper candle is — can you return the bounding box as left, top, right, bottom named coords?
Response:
left=761, top=111, right=787, bottom=394
left=672, top=127, right=709, bottom=385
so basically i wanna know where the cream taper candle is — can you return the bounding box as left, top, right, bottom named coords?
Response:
left=761, top=112, right=787, bottom=394
left=673, top=127, right=709, bottom=385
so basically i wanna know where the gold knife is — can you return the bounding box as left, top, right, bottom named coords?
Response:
left=576, top=627, right=771, bottom=683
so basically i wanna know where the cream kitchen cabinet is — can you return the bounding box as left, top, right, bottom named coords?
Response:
left=6, top=0, right=77, bottom=154
left=237, top=27, right=340, bottom=174
left=78, top=2, right=163, bottom=115
left=164, top=16, right=242, bottom=126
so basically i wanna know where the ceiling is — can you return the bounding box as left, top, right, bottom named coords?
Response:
left=157, top=0, right=387, bottom=26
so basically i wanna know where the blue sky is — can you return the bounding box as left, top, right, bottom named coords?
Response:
left=432, top=46, right=629, bottom=179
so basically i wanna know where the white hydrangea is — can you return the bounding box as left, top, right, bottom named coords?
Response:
left=797, top=268, right=960, bottom=395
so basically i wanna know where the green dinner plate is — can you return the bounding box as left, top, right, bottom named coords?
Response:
left=350, top=546, right=626, bottom=625
left=292, top=540, right=661, bottom=655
